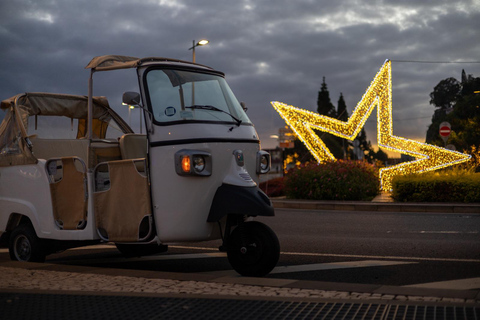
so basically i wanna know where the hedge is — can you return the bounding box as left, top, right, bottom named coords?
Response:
left=259, top=177, right=285, bottom=197
left=391, top=171, right=480, bottom=202
left=284, top=160, right=380, bottom=201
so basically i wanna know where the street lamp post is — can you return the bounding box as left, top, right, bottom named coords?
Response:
left=189, top=39, right=209, bottom=63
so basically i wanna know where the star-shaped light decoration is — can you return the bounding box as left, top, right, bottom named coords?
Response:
left=271, top=60, right=471, bottom=191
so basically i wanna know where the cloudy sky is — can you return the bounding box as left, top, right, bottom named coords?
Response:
left=1, top=0, right=479, bottom=150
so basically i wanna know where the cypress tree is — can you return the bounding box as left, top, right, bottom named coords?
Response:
left=317, top=77, right=337, bottom=117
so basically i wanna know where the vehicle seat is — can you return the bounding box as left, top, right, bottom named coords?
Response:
left=119, top=134, right=147, bottom=159
left=119, top=134, right=147, bottom=172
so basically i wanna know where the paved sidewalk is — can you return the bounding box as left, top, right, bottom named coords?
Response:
left=1, top=261, right=479, bottom=319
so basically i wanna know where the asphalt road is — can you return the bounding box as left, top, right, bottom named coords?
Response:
left=1, top=208, right=479, bottom=290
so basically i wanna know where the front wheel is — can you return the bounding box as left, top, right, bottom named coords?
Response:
left=9, top=224, right=46, bottom=262
left=227, top=221, right=280, bottom=277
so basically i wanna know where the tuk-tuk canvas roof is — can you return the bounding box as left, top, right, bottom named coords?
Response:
left=85, top=55, right=140, bottom=71
left=85, top=55, right=215, bottom=72
left=1, top=92, right=112, bottom=120
left=0, top=92, right=132, bottom=167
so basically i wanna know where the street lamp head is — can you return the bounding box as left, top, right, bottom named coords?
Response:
left=189, top=39, right=210, bottom=50
left=189, top=39, right=210, bottom=63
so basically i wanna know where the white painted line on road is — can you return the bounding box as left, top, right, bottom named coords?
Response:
left=171, top=245, right=480, bottom=263
left=280, top=252, right=480, bottom=263
left=0, top=244, right=116, bottom=254
left=413, top=231, right=479, bottom=234
left=201, top=260, right=417, bottom=277
left=269, top=260, right=417, bottom=274
left=404, top=277, right=480, bottom=290
left=46, top=252, right=227, bottom=265
left=128, top=252, right=226, bottom=261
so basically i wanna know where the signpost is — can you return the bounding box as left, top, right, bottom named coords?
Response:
left=439, top=121, right=451, bottom=146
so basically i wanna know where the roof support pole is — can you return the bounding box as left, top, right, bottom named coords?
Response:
left=87, top=69, right=94, bottom=139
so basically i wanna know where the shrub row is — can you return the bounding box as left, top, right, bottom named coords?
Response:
left=283, top=161, right=380, bottom=201
left=391, top=171, right=480, bottom=202
left=259, top=177, right=285, bottom=197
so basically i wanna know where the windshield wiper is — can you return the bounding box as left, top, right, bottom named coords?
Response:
left=185, top=105, right=242, bottom=126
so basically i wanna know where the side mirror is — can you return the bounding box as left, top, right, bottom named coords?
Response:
left=240, top=101, right=248, bottom=112
left=122, top=92, right=141, bottom=106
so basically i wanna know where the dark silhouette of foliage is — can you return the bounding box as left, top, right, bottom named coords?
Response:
left=426, top=69, right=480, bottom=153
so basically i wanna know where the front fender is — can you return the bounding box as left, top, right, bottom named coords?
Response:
left=207, top=184, right=274, bottom=222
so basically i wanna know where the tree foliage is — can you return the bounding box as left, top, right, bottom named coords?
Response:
left=317, top=77, right=337, bottom=117
left=429, top=77, right=461, bottom=110
left=426, top=69, right=480, bottom=154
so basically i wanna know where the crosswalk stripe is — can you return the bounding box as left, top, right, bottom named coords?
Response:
left=0, top=245, right=116, bottom=254
left=403, top=277, right=480, bottom=290
left=171, top=246, right=480, bottom=263
left=201, top=260, right=417, bottom=277
left=42, top=252, right=227, bottom=265
left=270, top=260, right=417, bottom=274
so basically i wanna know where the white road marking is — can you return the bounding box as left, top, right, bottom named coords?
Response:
left=413, top=231, right=478, bottom=234
left=0, top=244, right=116, bottom=254
left=404, top=277, right=480, bottom=290
left=41, top=252, right=227, bottom=265
left=171, top=246, right=480, bottom=263
left=201, top=260, right=417, bottom=277
left=280, top=251, right=480, bottom=263
left=3, top=244, right=479, bottom=263
left=269, top=260, right=416, bottom=274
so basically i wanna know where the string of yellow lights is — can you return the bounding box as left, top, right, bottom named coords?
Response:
left=271, top=60, right=471, bottom=191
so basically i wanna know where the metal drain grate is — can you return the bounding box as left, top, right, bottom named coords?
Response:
left=1, top=292, right=478, bottom=320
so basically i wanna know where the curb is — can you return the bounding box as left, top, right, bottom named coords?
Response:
left=271, top=199, right=480, bottom=214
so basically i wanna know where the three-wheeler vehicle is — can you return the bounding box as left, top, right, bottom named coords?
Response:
left=0, top=55, right=279, bottom=276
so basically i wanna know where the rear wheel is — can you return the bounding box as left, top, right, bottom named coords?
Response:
left=227, top=221, right=280, bottom=277
left=9, top=224, right=46, bottom=262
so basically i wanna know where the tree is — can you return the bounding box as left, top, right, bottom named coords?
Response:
left=337, top=93, right=350, bottom=158
left=426, top=70, right=480, bottom=152
left=429, top=77, right=461, bottom=110
left=317, top=77, right=337, bottom=117
left=337, top=93, right=348, bottom=122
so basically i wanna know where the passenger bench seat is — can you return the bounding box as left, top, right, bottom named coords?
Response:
left=119, top=134, right=147, bottom=171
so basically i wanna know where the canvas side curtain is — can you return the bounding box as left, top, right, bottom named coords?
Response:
left=0, top=107, right=36, bottom=167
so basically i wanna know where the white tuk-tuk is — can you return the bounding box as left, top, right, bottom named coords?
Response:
left=0, top=55, right=279, bottom=276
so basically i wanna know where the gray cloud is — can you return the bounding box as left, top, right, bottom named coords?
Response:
left=1, top=0, right=479, bottom=150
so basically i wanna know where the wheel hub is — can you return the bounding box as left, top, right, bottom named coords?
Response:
left=15, top=235, right=31, bottom=261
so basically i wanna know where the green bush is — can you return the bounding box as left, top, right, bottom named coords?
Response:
left=259, top=177, right=285, bottom=197
left=284, top=161, right=380, bottom=201
left=391, top=170, right=480, bottom=202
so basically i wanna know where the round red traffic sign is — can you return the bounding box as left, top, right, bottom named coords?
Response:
left=439, top=126, right=451, bottom=137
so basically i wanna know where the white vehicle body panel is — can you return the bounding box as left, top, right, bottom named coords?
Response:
left=0, top=161, right=99, bottom=240
left=148, top=123, right=261, bottom=242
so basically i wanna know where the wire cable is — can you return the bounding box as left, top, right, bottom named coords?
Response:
left=391, top=59, right=480, bottom=64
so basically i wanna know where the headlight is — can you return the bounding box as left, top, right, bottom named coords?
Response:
left=175, top=150, right=212, bottom=176
left=256, top=150, right=271, bottom=174
left=193, top=155, right=206, bottom=172
left=260, top=155, right=269, bottom=171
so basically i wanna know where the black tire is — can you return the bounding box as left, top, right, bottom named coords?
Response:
left=115, top=243, right=168, bottom=258
left=227, top=221, right=280, bottom=277
left=9, top=224, right=46, bottom=262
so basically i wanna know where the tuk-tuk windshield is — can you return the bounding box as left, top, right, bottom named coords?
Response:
left=145, top=69, right=251, bottom=125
